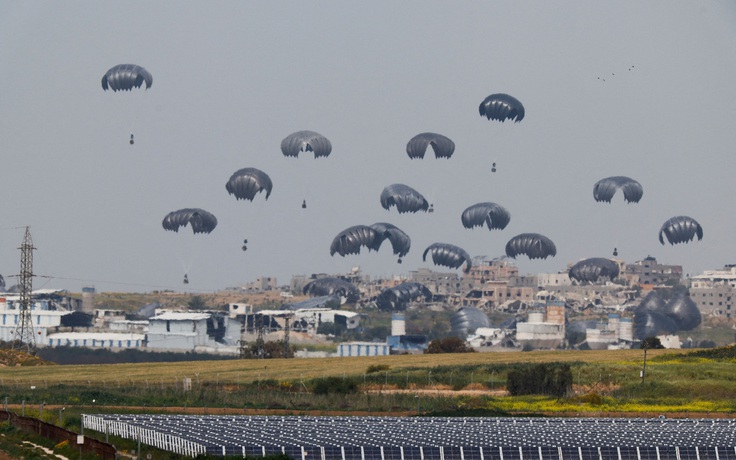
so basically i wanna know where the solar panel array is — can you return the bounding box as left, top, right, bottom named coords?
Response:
left=83, top=415, right=736, bottom=460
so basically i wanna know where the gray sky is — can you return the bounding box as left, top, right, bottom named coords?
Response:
left=2, top=1, right=736, bottom=293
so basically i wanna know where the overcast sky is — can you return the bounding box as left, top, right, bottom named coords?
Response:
left=2, top=2, right=735, bottom=294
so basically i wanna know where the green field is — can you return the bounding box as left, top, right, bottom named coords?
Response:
left=1, top=347, right=734, bottom=419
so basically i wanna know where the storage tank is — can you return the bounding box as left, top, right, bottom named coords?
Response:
left=391, top=313, right=406, bottom=336
left=619, top=317, right=633, bottom=342
left=527, top=310, right=545, bottom=324
left=81, top=287, right=95, bottom=313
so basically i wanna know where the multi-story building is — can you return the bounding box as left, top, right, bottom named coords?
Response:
left=689, top=265, right=736, bottom=318
left=408, top=268, right=462, bottom=296
left=625, top=256, right=682, bottom=286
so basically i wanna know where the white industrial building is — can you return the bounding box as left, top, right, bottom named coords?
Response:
left=337, top=342, right=390, bottom=357
left=515, top=302, right=566, bottom=349
left=45, top=332, right=145, bottom=349
left=146, top=312, right=213, bottom=351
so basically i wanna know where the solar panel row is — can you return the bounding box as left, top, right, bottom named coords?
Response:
left=83, top=415, right=736, bottom=460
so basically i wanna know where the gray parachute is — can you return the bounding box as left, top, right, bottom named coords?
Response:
left=593, top=176, right=643, bottom=203
left=568, top=258, right=620, bottom=283
left=406, top=133, right=455, bottom=159
left=369, top=222, right=411, bottom=259
left=461, top=202, right=511, bottom=231
left=162, top=208, right=217, bottom=234
left=505, top=233, right=557, bottom=260
left=451, top=306, right=491, bottom=338
left=479, top=93, right=525, bottom=122
left=101, top=64, right=153, bottom=91
left=633, top=289, right=701, bottom=338
left=659, top=216, right=703, bottom=245
left=423, top=243, right=472, bottom=273
left=664, top=292, right=701, bottom=331
left=633, top=308, right=678, bottom=340
left=280, top=131, right=332, bottom=158
left=376, top=282, right=432, bottom=311
left=330, top=225, right=379, bottom=257
left=226, top=168, right=273, bottom=201
left=303, top=277, right=360, bottom=304
left=380, top=184, right=429, bottom=214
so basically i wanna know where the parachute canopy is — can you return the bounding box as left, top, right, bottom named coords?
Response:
left=380, top=184, right=429, bottom=214
left=664, top=292, right=701, bottom=331
left=376, top=282, right=432, bottom=311
left=479, top=93, right=525, bottom=122
left=423, top=242, right=472, bottom=273
left=330, top=225, right=378, bottom=257
left=101, top=64, right=153, bottom=91
left=369, top=222, right=411, bottom=258
left=303, top=277, right=360, bottom=304
left=633, top=308, right=678, bottom=340
left=633, top=289, right=701, bottom=339
left=406, top=133, right=455, bottom=159
left=226, top=167, right=273, bottom=201
left=281, top=131, right=332, bottom=158
left=162, top=208, right=217, bottom=234
left=659, top=216, right=703, bottom=245
left=505, top=233, right=556, bottom=260
left=568, top=258, right=620, bottom=283
left=451, top=306, right=491, bottom=338
left=593, top=176, right=643, bottom=203
left=461, top=202, right=511, bottom=231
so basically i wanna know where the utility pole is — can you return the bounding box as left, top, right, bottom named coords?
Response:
left=283, top=315, right=290, bottom=357
left=13, top=227, right=36, bottom=353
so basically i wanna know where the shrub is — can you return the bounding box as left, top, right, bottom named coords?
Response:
left=507, top=363, right=572, bottom=397
left=366, top=364, right=390, bottom=374
left=312, top=377, right=359, bottom=395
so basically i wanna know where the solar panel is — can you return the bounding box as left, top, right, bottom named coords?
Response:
left=82, top=415, right=736, bottom=460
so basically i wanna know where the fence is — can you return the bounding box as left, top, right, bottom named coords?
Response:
left=0, top=409, right=116, bottom=459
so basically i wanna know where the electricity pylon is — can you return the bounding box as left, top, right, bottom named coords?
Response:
left=12, top=227, right=36, bottom=353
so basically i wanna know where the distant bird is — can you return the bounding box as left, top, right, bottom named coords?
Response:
left=130, top=134, right=134, bottom=145
left=302, top=199, right=307, bottom=209
left=428, top=203, right=434, bottom=213
left=183, top=274, right=189, bottom=284
left=613, top=247, right=618, bottom=257
left=491, top=162, right=497, bottom=173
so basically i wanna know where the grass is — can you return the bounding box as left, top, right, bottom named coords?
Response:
left=1, top=347, right=734, bottom=418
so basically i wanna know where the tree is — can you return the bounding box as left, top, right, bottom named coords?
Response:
left=425, top=337, right=475, bottom=354
left=640, top=336, right=664, bottom=384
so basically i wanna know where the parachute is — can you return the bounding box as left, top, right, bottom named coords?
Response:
left=633, top=308, right=678, bottom=339
left=162, top=208, right=217, bottom=234
left=226, top=167, right=273, bottom=201
left=639, top=291, right=667, bottom=314
left=376, top=282, right=432, bottom=311
left=568, top=258, right=620, bottom=283
left=101, top=64, right=153, bottom=91
left=505, top=233, right=556, bottom=260
left=633, top=290, right=701, bottom=338
left=422, top=243, right=472, bottom=273
left=280, top=131, right=332, bottom=158
left=593, top=176, right=643, bottom=203
left=303, top=277, right=360, bottom=304
left=380, top=184, right=429, bottom=214
left=479, top=93, right=525, bottom=122
left=451, top=306, right=491, bottom=338
left=461, top=202, right=511, bottom=231
left=369, top=222, right=411, bottom=261
left=664, top=292, right=701, bottom=331
left=329, top=225, right=379, bottom=257
left=659, top=216, right=703, bottom=245
left=406, top=133, right=455, bottom=159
